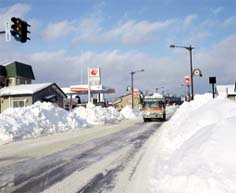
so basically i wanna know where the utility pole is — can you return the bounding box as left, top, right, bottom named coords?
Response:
left=130, top=69, right=144, bottom=109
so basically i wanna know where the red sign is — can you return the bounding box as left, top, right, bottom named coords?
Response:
left=91, top=69, right=97, bottom=76
left=185, top=76, right=190, bottom=87
left=89, top=68, right=100, bottom=77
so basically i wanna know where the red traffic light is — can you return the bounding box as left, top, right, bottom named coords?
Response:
left=11, top=17, right=21, bottom=24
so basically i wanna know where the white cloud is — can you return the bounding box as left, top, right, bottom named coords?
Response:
left=1, top=33, right=236, bottom=96
left=195, top=35, right=236, bottom=87
left=72, top=18, right=177, bottom=46
left=211, top=6, right=224, bottom=15
left=187, top=31, right=211, bottom=45
left=0, top=3, right=31, bottom=26
left=106, top=19, right=177, bottom=45
left=74, top=17, right=104, bottom=44
left=42, top=20, right=77, bottom=40
left=224, top=16, right=236, bottom=26
left=183, top=14, right=198, bottom=29
left=14, top=49, right=182, bottom=96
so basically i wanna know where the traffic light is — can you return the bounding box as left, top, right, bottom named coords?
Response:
left=11, top=17, right=30, bottom=43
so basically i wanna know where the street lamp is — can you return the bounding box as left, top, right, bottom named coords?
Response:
left=170, top=44, right=195, bottom=100
left=130, top=69, right=144, bottom=108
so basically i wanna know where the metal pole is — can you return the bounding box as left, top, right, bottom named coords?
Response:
left=131, top=72, right=134, bottom=109
left=189, top=46, right=194, bottom=100
left=212, top=83, right=215, bottom=98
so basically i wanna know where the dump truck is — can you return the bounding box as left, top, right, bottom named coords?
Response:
left=143, top=94, right=166, bottom=122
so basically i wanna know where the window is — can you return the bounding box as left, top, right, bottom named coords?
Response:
left=13, top=100, right=25, bottom=108
left=7, top=79, right=13, bottom=86
left=16, top=78, right=20, bottom=85
left=144, top=101, right=163, bottom=108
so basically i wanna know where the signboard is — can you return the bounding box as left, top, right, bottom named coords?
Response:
left=88, top=68, right=101, bottom=86
left=88, top=68, right=101, bottom=104
left=185, top=76, right=190, bottom=87
left=89, top=68, right=100, bottom=77
left=209, top=77, right=216, bottom=84
left=5, top=21, right=11, bottom=42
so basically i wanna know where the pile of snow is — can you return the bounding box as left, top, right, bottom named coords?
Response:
left=0, top=103, right=119, bottom=145
left=120, top=105, right=142, bottom=119
left=0, top=102, right=142, bottom=145
left=72, top=106, right=123, bottom=125
left=0, top=102, right=81, bottom=145
left=132, top=93, right=236, bottom=193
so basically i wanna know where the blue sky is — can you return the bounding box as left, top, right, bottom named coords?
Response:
left=0, top=0, right=236, bottom=97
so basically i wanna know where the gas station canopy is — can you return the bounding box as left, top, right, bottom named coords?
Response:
left=62, top=84, right=115, bottom=95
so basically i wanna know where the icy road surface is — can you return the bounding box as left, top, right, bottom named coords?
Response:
left=0, top=107, right=176, bottom=193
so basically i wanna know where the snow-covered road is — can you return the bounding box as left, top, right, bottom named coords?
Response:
left=0, top=118, right=164, bottom=193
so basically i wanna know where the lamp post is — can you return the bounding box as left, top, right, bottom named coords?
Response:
left=130, top=69, right=144, bottom=109
left=170, top=44, right=195, bottom=100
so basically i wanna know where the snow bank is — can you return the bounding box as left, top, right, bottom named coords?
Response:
left=120, top=105, right=142, bottom=119
left=0, top=102, right=126, bottom=145
left=72, top=106, right=123, bottom=125
left=140, top=94, right=236, bottom=193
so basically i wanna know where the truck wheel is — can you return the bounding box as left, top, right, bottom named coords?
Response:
left=143, top=118, right=148, bottom=122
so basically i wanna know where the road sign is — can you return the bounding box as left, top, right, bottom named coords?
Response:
left=209, top=77, right=216, bottom=84
left=185, top=76, right=190, bottom=87
left=5, top=21, right=11, bottom=42
left=209, top=77, right=216, bottom=98
left=193, top=68, right=202, bottom=76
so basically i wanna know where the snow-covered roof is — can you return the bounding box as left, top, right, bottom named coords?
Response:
left=216, top=85, right=236, bottom=97
left=0, top=83, right=53, bottom=96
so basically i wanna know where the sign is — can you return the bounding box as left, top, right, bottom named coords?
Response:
left=88, top=68, right=101, bottom=104
left=5, top=21, right=11, bottom=42
left=209, top=77, right=216, bottom=84
left=193, top=68, right=202, bottom=77
left=209, top=77, right=216, bottom=98
left=89, top=68, right=100, bottom=77
left=185, top=76, right=190, bottom=87
left=88, top=68, right=101, bottom=86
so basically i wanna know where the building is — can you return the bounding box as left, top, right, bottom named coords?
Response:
left=0, top=65, right=7, bottom=88
left=113, top=93, right=132, bottom=111
left=0, top=83, right=67, bottom=113
left=113, top=89, right=143, bottom=111
left=0, top=61, right=67, bottom=113
left=216, top=85, right=236, bottom=100
left=0, top=61, right=35, bottom=87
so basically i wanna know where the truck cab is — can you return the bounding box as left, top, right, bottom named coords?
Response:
left=143, top=94, right=166, bottom=122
